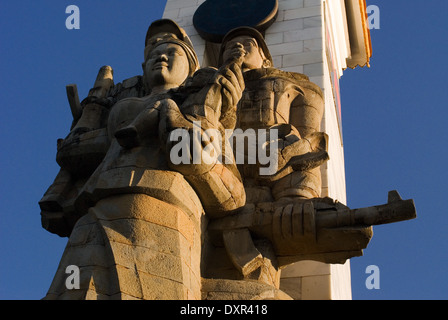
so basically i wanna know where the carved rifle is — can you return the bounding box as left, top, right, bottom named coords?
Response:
left=208, top=190, right=417, bottom=272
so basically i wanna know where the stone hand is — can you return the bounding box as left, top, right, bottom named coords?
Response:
left=161, top=100, right=220, bottom=175
left=114, top=100, right=161, bottom=149
left=253, top=124, right=329, bottom=181
left=223, top=42, right=247, bottom=66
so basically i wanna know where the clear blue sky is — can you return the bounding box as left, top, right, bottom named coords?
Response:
left=0, top=1, right=446, bottom=300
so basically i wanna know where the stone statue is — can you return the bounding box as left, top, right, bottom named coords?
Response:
left=199, top=27, right=416, bottom=299
left=42, top=19, right=245, bottom=300
left=40, top=20, right=416, bottom=300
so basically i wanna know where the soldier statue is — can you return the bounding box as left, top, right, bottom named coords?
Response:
left=40, top=20, right=416, bottom=300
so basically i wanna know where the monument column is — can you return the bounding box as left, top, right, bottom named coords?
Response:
left=161, top=0, right=371, bottom=300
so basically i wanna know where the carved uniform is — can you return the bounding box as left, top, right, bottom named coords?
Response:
left=42, top=56, right=247, bottom=301
left=236, top=67, right=326, bottom=201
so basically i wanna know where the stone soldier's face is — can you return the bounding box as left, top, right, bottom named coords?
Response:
left=143, top=42, right=190, bottom=89
left=223, top=35, right=265, bottom=71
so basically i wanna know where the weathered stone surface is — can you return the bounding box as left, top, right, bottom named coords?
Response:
left=202, top=279, right=292, bottom=300
left=41, top=18, right=416, bottom=301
